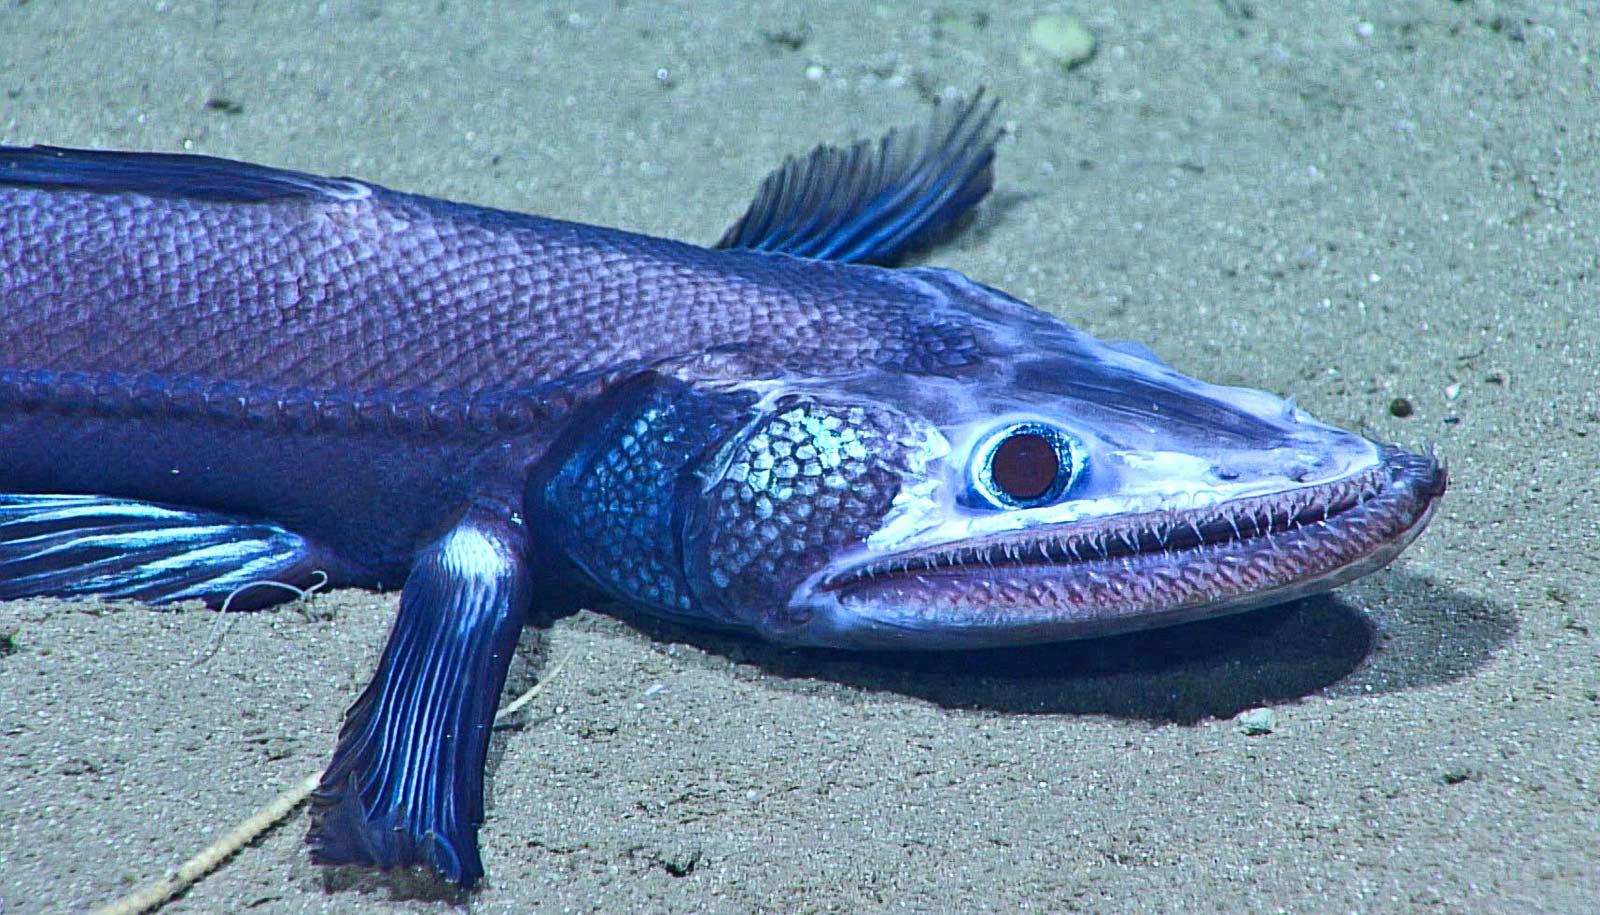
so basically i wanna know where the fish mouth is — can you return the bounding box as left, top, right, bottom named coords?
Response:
left=810, top=445, right=1446, bottom=647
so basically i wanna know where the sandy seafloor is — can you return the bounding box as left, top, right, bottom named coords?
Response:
left=1, top=1, right=1597, bottom=912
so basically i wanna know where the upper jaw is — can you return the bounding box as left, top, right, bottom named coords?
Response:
left=784, top=444, right=1445, bottom=649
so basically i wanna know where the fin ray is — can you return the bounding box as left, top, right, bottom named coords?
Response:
left=0, top=494, right=320, bottom=607
left=0, top=145, right=370, bottom=203
left=307, top=506, right=531, bottom=888
left=716, top=91, right=1001, bottom=266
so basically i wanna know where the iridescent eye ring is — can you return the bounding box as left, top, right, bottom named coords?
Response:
left=970, top=422, right=1082, bottom=509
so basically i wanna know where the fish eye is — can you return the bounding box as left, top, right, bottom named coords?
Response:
left=970, top=422, right=1081, bottom=509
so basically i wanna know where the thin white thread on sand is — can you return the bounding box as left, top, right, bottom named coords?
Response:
left=91, top=647, right=576, bottom=915
left=194, top=571, right=329, bottom=665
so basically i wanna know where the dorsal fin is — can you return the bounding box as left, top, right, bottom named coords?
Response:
left=716, top=91, right=1001, bottom=266
left=0, top=145, right=371, bottom=203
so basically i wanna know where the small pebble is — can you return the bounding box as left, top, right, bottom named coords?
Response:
left=1027, top=14, right=1096, bottom=71
left=1235, top=707, right=1277, bottom=736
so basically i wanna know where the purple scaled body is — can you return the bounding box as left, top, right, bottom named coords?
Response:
left=0, top=166, right=978, bottom=582
left=0, top=95, right=1443, bottom=888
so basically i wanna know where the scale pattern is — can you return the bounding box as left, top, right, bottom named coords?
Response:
left=547, top=381, right=749, bottom=618
left=700, top=397, right=926, bottom=616
left=0, top=185, right=989, bottom=400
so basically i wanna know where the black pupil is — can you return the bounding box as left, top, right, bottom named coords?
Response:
left=991, top=432, right=1060, bottom=501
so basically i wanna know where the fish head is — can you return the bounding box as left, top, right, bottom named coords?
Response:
left=680, top=268, right=1446, bottom=648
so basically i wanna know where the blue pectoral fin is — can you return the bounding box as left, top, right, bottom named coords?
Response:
left=0, top=493, right=322, bottom=607
left=716, top=91, right=1000, bottom=266
left=307, top=505, right=532, bottom=889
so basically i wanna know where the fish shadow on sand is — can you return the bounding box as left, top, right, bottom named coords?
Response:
left=602, top=570, right=1512, bottom=724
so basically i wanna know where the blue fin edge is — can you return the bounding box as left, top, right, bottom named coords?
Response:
left=307, top=508, right=531, bottom=889
left=716, top=91, right=1001, bottom=266
left=0, top=145, right=371, bottom=204
left=0, top=493, right=318, bottom=608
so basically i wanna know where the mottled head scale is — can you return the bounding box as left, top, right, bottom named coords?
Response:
left=686, top=396, right=929, bottom=629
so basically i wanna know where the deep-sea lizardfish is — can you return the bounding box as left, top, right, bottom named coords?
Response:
left=0, top=95, right=1443, bottom=887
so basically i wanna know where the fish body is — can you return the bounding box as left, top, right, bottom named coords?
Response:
left=0, top=97, right=1444, bottom=885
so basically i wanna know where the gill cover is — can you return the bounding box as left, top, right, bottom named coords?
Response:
left=682, top=394, right=936, bottom=639
left=541, top=370, right=942, bottom=642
